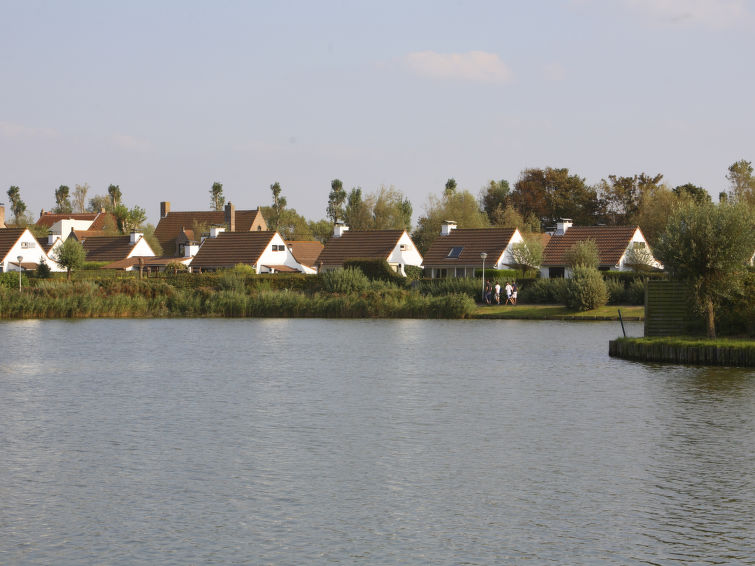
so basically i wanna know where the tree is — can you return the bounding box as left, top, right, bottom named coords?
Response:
left=510, top=167, right=598, bottom=227
left=412, top=187, right=489, bottom=254
left=343, top=187, right=371, bottom=230
left=52, top=237, right=86, bottom=280
left=308, top=219, right=333, bottom=244
left=54, top=185, right=73, bottom=214
left=370, top=185, right=412, bottom=230
left=267, top=182, right=287, bottom=230
left=623, top=244, right=656, bottom=272
left=633, top=184, right=681, bottom=248
left=654, top=201, right=755, bottom=338
left=726, top=159, right=755, bottom=207
left=209, top=182, right=225, bottom=211
left=480, top=179, right=510, bottom=224
left=112, top=204, right=146, bottom=233
left=507, top=236, right=544, bottom=272
left=326, top=179, right=346, bottom=223
left=107, top=184, right=122, bottom=209
left=564, top=239, right=599, bottom=270
left=598, top=173, right=664, bottom=224
left=565, top=266, right=608, bottom=311
left=673, top=183, right=711, bottom=204
left=87, top=194, right=111, bottom=213
left=6, top=186, right=26, bottom=224
left=72, top=183, right=89, bottom=213
left=444, top=178, right=457, bottom=195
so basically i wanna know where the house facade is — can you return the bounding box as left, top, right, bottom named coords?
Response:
left=540, top=219, right=660, bottom=278
left=0, top=228, right=62, bottom=272
left=154, top=201, right=267, bottom=256
left=314, top=224, right=423, bottom=275
left=422, top=222, right=524, bottom=278
left=188, top=229, right=310, bottom=274
left=70, top=230, right=156, bottom=263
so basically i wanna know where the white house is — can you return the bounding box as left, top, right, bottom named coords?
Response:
left=315, top=223, right=423, bottom=275
left=0, top=228, right=62, bottom=272
left=540, top=219, right=661, bottom=278
left=188, top=228, right=311, bottom=273
left=421, top=222, right=524, bottom=278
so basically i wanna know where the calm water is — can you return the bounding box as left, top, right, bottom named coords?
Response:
left=1, top=318, right=754, bottom=565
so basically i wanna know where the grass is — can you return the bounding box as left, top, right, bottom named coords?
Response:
left=615, top=336, right=755, bottom=348
left=473, top=304, right=644, bottom=320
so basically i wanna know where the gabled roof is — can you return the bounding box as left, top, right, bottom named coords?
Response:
left=189, top=231, right=276, bottom=269
left=315, top=230, right=407, bottom=266
left=77, top=235, right=142, bottom=262
left=542, top=225, right=640, bottom=267
left=286, top=240, right=324, bottom=268
left=0, top=228, right=27, bottom=259
left=154, top=209, right=266, bottom=253
left=423, top=228, right=518, bottom=266
left=36, top=211, right=117, bottom=231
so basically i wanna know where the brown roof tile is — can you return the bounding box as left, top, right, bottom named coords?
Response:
left=423, top=228, right=518, bottom=266
left=189, top=231, right=276, bottom=269
left=315, top=230, right=406, bottom=267
left=36, top=211, right=117, bottom=231
left=286, top=240, right=324, bottom=268
left=102, top=256, right=189, bottom=270
left=542, top=225, right=640, bottom=267
left=0, top=228, right=28, bottom=259
left=77, top=235, right=140, bottom=262
left=154, top=209, right=267, bottom=254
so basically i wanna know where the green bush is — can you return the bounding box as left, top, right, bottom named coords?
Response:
left=319, top=267, right=371, bottom=294
left=404, top=265, right=424, bottom=281
left=605, top=278, right=626, bottom=305
left=416, top=277, right=481, bottom=300
left=0, top=272, right=28, bottom=289
left=343, top=258, right=405, bottom=284
left=625, top=279, right=646, bottom=305
left=564, top=266, right=608, bottom=311
left=519, top=278, right=568, bottom=304
left=473, top=268, right=519, bottom=280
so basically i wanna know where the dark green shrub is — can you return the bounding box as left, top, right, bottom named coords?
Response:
left=605, top=278, right=625, bottom=305
left=625, top=279, right=646, bottom=305
left=343, top=258, right=405, bottom=284
left=564, top=266, right=608, bottom=311
left=319, top=267, right=370, bottom=294
left=35, top=260, right=52, bottom=279
left=519, top=278, right=568, bottom=304
left=473, top=268, right=518, bottom=280
left=416, top=277, right=481, bottom=300
left=0, top=272, right=27, bottom=289
left=404, top=265, right=423, bottom=281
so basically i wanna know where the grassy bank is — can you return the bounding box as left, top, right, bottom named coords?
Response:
left=473, top=304, right=644, bottom=320
left=609, top=336, right=755, bottom=367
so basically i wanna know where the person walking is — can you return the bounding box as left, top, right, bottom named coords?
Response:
left=511, top=281, right=518, bottom=306
left=494, top=281, right=501, bottom=305
left=505, top=281, right=513, bottom=305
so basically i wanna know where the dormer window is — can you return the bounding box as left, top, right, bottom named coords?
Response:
left=400, top=244, right=408, bottom=251
left=447, top=246, right=463, bottom=258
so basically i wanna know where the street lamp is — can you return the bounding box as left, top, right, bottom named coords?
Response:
left=480, top=252, right=488, bottom=302
left=17, top=255, right=23, bottom=291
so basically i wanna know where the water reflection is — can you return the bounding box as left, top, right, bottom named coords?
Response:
left=0, top=319, right=753, bottom=565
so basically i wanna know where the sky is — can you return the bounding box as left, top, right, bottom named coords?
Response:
left=1, top=0, right=754, bottom=225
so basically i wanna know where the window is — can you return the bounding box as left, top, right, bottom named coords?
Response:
left=549, top=267, right=565, bottom=278
left=20, top=241, right=35, bottom=249
left=400, top=244, right=408, bottom=251
left=632, top=241, right=646, bottom=249
left=447, top=246, right=463, bottom=258
left=272, top=244, right=285, bottom=251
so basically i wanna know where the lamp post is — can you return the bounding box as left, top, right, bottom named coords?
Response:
left=480, top=252, right=488, bottom=302
left=17, top=255, right=23, bottom=291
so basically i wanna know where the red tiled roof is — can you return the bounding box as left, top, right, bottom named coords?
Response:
left=542, top=226, right=640, bottom=267
left=0, top=228, right=27, bottom=259
left=422, top=228, right=517, bottom=266
left=286, top=240, right=324, bottom=268
left=189, top=231, right=276, bottom=269
left=262, top=264, right=298, bottom=272
left=154, top=209, right=267, bottom=255
left=36, top=212, right=117, bottom=231
left=316, top=230, right=406, bottom=267
left=78, top=235, right=140, bottom=262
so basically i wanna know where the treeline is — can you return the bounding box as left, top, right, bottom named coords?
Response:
left=6, top=160, right=755, bottom=255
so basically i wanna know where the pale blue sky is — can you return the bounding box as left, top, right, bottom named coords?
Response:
left=1, top=0, right=753, bottom=225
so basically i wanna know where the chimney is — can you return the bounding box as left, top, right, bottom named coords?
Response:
left=210, top=225, right=225, bottom=238
left=225, top=202, right=236, bottom=232
left=130, top=230, right=143, bottom=244
left=0, top=203, right=5, bottom=229
left=160, top=201, right=170, bottom=219
left=333, top=221, right=349, bottom=238
left=440, top=220, right=457, bottom=236
left=555, top=218, right=573, bottom=235
left=40, top=208, right=46, bottom=217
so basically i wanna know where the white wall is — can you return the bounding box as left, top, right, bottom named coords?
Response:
left=386, top=232, right=423, bottom=275
left=257, top=232, right=309, bottom=274
left=51, top=219, right=95, bottom=236
left=1, top=229, right=63, bottom=272
left=126, top=237, right=157, bottom=258
left=616, top=228, right=662, bottom=271
left=496, top=228, right=524, bottom=269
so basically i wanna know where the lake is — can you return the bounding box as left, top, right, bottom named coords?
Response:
left=1, top=318, right=754, bottom=565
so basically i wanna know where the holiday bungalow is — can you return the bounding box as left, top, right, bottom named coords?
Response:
left=70, top=230, right=156, bottom=263
left=422, top=222, right=524, bottom=278
left=314, top=223, right=423, bottom=275
left=540, top=219, right=660, bottom=278
left=0, top=227, right=61, bottom=273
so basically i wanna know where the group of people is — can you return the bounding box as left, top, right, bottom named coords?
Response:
left=484, top=280, right=517, bottom=305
